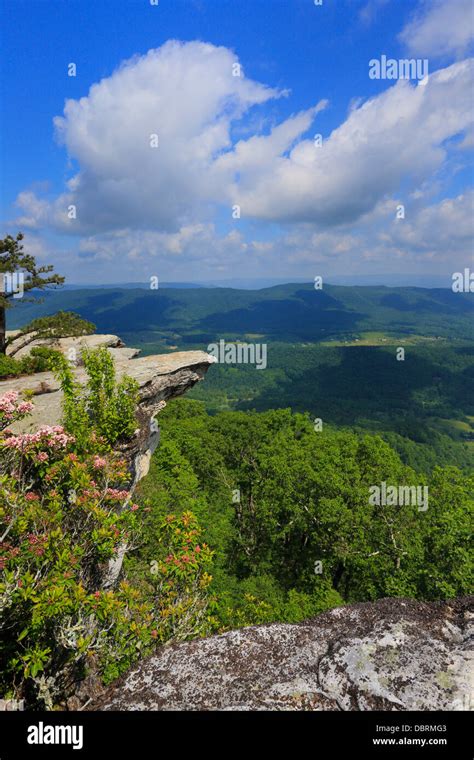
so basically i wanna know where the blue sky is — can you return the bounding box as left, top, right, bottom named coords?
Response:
left=1, top=0, right=473, bottom=284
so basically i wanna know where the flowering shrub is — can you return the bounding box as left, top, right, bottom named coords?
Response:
left=3, top=425, right=74, bottom=454
left=0, top=390, right=33, bottom=430
left=0, top=387, right=216, bottom=707
left=147, top=512, right=216, bottom=643
left=0, top=391, right=152, bottom=707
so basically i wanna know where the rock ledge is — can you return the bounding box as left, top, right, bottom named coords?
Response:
left=92, top=596, right=473, bottom=711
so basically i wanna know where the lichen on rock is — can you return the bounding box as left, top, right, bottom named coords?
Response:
left=91, top=596, right=474, bottom=711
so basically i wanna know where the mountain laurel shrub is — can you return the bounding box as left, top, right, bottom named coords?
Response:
left=147, top=512, right=215, bottom=643
left=0, top=390, right=150, bottom=707
left=0, top=351, right=216, bottom=708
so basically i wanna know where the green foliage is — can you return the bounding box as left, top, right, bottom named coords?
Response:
left=215, top=575, right=344, bottom=629
left=189, top=341, right=474, bottom=473
left=7, top=311, right=95, bottom=360
left=0, top=392, right=216, bottom=707
left=0, top=346, right=62, bottom=379
left=10, top=311, right=95, bottom=352
left=142, top=512, right=215, bottom=643
left=131, top=398, right=473, bottom=632
left=26, top=346, right=63, bottom=373
left=0, top=353, right=26, bottom=379
left=52, top=347, right=140, bottom=448
left=0, top=400, right=147, bottom=707
left=0, top=233, right=65, bottom=354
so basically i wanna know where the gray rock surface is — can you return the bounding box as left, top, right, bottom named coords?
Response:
left=92, top=596, right=473, bottom=711
left=1, top=348, right=216, bottom=446
left=6, top=331, right=126, bottom=359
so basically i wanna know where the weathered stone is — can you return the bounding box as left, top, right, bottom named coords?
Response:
left=91, top=596, right=473, bottom=711
left=1, top=349, right=216, bottom=442
left=6, top=331, right=125, bottom=360
left=108, top=346, right=141, bottom=361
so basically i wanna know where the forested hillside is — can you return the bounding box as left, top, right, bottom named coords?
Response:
left=8, top=283, right=474, bottom=343
left=189, top=341, right=474, bottom=473
left=127, top=399, right=473, bottom=629
left=7, top=284, right=474, bottom=473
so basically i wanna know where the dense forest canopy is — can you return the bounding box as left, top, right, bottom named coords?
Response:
left=128, top=399, right=473, bottom=628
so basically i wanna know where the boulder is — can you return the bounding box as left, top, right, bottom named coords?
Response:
left=91, top=596, right=473, bottom=711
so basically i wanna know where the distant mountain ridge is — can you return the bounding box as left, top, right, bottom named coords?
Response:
left=8, top=283, right=474, bottom=343
left=60, top=274, right=458, bottom=289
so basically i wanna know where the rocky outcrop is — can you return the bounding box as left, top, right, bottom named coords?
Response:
left=2, top=338, right=215, bottom=487
left=91, top=596, right=473, bottom=711
left=6, top=331, right=134, bottom=360
left=2, top=335, right=216, bottom=592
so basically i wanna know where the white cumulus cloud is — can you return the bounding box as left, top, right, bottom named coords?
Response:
left=19, top=41, right=284, bottom=235
left=12, top=39, right=473, bottom=280
left=399, top=0, right=474, bottom=59
left=225, top=60, right=473, bottom=225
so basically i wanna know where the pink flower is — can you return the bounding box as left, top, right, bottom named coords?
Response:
left=17, top=401, right=34, bottom=414
left=92, top=456, right=107, bottom=469
left=0, top=392, right=33, bottom=427
left=3, top=426, right=74, bottom=452
left=0, top=391, right=19, bottom=417
left=36, top=451, right=48, bottom=462
left=25, top=492, right=39, bottom=501
left=130, top=504, right=139, bottom=512
left=106, top=488, right=130, bottom=501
